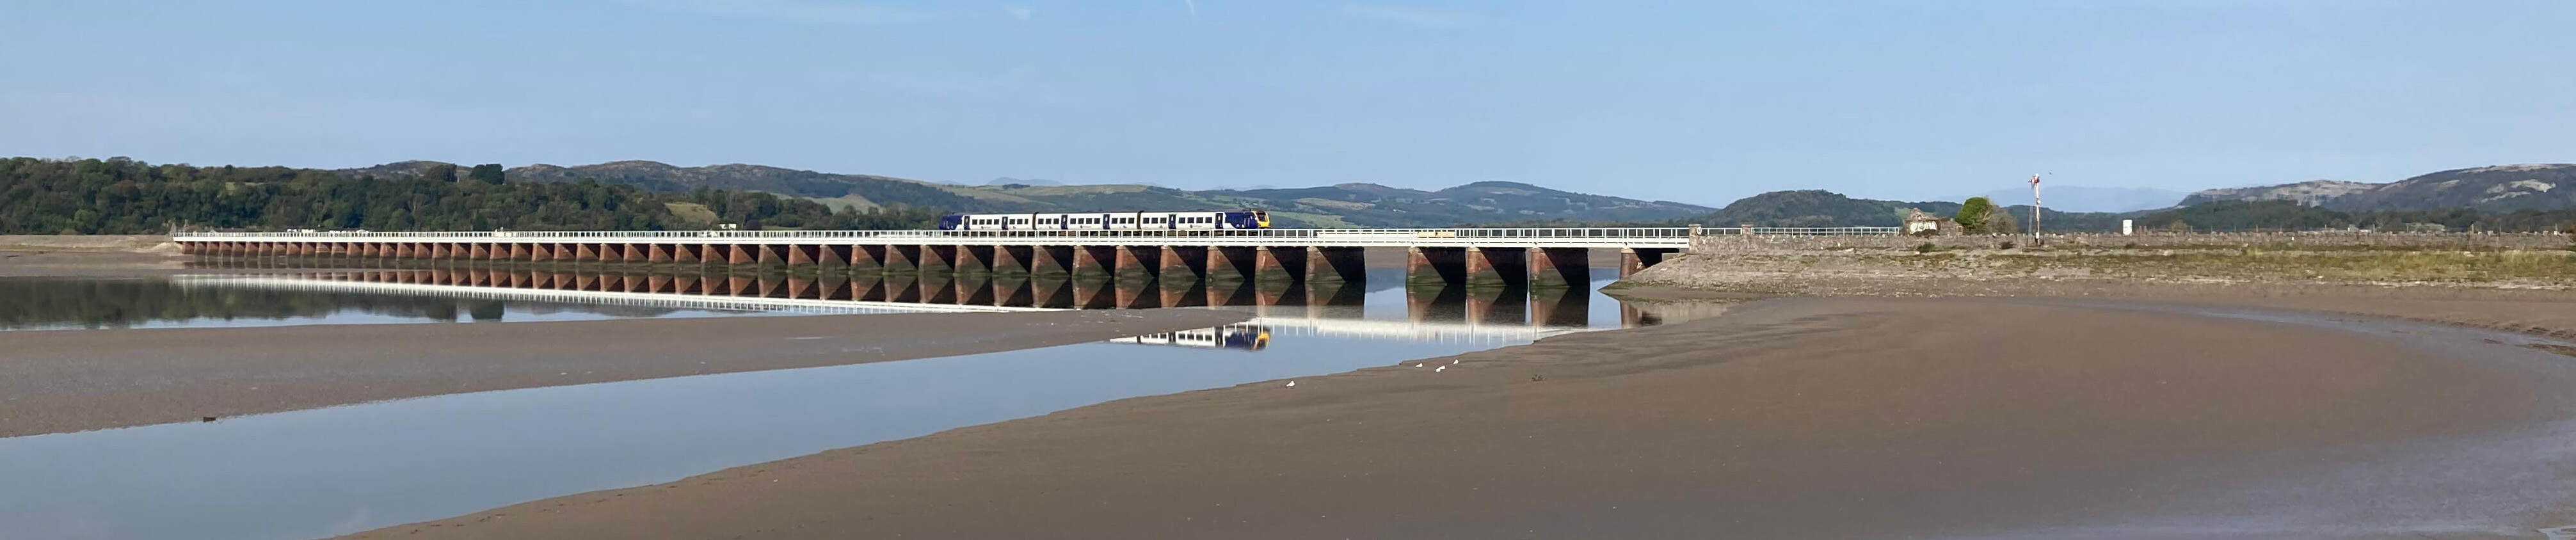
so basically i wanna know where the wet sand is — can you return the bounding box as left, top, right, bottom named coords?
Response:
left=0, top=250, right=190, bottom=277
left=336, top=296, right=2576, bottom=539
left=0, top=308, right=1248, bottom=438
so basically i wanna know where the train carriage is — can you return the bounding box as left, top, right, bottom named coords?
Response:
left=940, top=210, right=1270, bottom=230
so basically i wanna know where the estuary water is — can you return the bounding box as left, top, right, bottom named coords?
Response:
left=0, top=267, right=1724, bottom=540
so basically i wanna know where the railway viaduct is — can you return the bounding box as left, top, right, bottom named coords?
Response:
left=173, top=226, right=1893, bottom=287
left=177, top=228, right=1701, bottom=287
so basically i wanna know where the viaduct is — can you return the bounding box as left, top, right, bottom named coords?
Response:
left=172, top=228, right=1729, bottom=287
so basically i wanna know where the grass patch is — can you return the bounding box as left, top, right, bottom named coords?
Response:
left=663, top=202, right=719, bottom=226
left=798, top=195, right=878, bottom=211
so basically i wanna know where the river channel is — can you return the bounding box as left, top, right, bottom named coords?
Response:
left=0, top=267, right=1722, bottom=540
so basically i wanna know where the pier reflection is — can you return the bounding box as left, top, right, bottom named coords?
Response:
left=144, top=262, right=1720, bottom=344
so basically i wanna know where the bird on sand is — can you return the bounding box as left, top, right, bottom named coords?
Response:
left=1451, top=359, right=1460, bottom=365
left=1435, top=365, right=1448, bottom=372
left=1284, top=381, right=1297, bottom=388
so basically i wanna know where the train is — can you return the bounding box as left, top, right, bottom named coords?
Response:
left=1108, top=324, right=1270, bottom=351
left=939, top=210, right=1270, bottom=231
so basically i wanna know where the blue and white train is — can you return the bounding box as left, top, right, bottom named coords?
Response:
left=940, top=210, right=1270, bottom=230
left=1108, top=324, right=1270, bottom=351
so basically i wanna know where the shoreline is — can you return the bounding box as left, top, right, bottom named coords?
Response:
left=0, top=308, right=1247, bottom=438
left=334, top=293, right=2576, bottom=539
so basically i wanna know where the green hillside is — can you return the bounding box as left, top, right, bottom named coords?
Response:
left=0, top=157, right=939, bottom=234
left=349, top=160, right=1719, bottom=228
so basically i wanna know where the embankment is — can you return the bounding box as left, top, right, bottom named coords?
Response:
left=0, top=234, right=187, bottom=276
left=1625, top=232, right=2576, bottom=295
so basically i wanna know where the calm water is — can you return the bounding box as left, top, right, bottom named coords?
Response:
left=0, top=267, right=1722, bottom=540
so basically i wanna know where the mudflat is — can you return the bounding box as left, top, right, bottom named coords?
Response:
left=0, top=308, right=1247, bottom=438
left=339, top=296, right=2576, bottom=539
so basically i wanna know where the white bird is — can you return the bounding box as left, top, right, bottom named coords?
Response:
left=1284, top=381, right=1297, bottom=388
left=1412, top=363, right=1423, bottom=368
left=1450, top=359, right=1460, bottom=365
left=1434, top=365, right=1448, bottom=372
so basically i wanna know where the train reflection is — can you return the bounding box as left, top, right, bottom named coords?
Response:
left=1108, top=323, right=1269, bottom=351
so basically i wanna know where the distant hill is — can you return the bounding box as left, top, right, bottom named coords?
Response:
left=1212, top=181, right=1713, bottom=228
left=986, top=177, right=1062, bottom=186
left=1971, top=186, right=2186, bottom=213
left=1704, top=190, right=1957, bottom=228
left=1695, top=189, right=2134, bottom=232
left=502, top=161, right=984, bottom=210
left=2179, top=180, right=2380, bottom=207
left=2134, top=200, right=2576, bottom=233
left=2330, top=164, right=2576, bottom=212
left=2180, top=164, right=2576, bottom=212
left=339, top=161, right=1716, bottom=228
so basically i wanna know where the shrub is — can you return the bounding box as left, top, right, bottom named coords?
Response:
left=1955, top=197, right=1996, bottom=235
left=1916, top=242, right=1939, bottom=253
left=1998, top=241, right=2017, bottom=250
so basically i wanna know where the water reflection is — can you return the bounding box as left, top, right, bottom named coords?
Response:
left=0, top=277, right=721, bottom=331
left=0, top=266, right=1740, bottom=540
left=134, top=266, right=1719, bottom=343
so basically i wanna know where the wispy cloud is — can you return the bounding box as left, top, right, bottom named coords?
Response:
left=1341, top=4, right=1475, bottom=29
left=1183, top=0, right=1200, bottom=20
left=622, top=0, right=1027, bottom=26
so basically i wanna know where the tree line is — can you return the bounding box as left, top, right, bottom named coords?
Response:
left=0, top=157, right=945, bottom=234
left=2132, top=200, right=2576, bottom=233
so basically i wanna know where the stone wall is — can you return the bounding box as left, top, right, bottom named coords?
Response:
left=1623, top=231, right=2576, bottom=296
left=1690, top=232, right=2575, bottom=255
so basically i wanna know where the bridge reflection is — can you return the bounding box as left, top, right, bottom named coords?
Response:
left=167, top=265, right=1716, bottom=346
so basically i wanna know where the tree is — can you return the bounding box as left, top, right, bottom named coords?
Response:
left=1987, top=207, right=2019, bottom=235
left=467, top=164, right=506, bottom=185
left=1955, top=197, right=1997, bottom=235
left=424, top=163, right=458, bottom=183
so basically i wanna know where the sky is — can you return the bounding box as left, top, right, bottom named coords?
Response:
left=4, top=0, right=2574, bottom=206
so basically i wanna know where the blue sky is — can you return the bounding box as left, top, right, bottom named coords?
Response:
left=4, top=1, right=2572, bottom=205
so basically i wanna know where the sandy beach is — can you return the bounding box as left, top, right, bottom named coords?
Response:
left=330, top=294, right=2576, bottom=540
left=0, top=308, right=1248, bottom=438
left=0, top=235, right=192, bottom=276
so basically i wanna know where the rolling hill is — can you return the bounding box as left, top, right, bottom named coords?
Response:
left=337, top=161, right=1717, bottom=228
left=1969, top=186, right=2186, bottom=213
left=2181, top=164, right=2576, bottom=212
